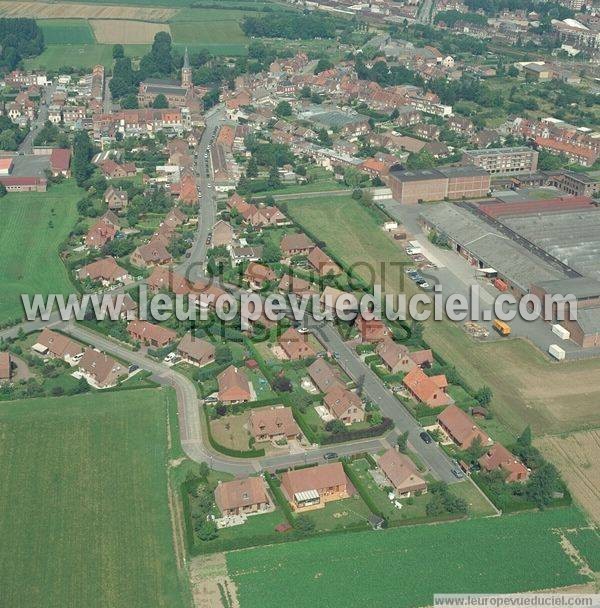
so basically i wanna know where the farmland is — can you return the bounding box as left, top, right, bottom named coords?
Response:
left=0, top=180, right=81, bottom=325
left=37, top=18, right=95, bottom=44
left=226, top=508, right=592, bottom=608
left=287, top=196, right=412, bottom=295
left=0, top=388, right=187, bottom=608
left=91, top=19, right=170, bottom=44
left=536, top=430, right=600, bottom=524
left=425, top=321, right=600, bottom=436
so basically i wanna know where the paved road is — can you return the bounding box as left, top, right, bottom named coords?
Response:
left=18, top=82, right=56, bottom=154
left=103, top=77, right=112, bottom=115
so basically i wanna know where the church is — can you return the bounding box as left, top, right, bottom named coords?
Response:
left=138, top=48, right=196, bottom=108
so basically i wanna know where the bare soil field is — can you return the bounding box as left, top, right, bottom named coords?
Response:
left=0, top=2, right=176, bottom=21
left=91, top=19, right=170, bottom=43
left=536, top=430, right=600, bottom=524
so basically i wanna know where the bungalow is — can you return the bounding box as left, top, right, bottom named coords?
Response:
left=278, top=327, right=316, bottom=360
left=230, top=245, right=263, bottom=266
left=78, top=348, right=125, bottom=389
left=403, top=367, right=452, bottom=408
left=212, top=220, right=235, bottom=248
left=130, top=239, right=173, bottom=268
left=32, top=328, right=83, bottom=366
left=0, top=351, right=12, bottom=382
left=214, top=477, right=270, bottom=517
left=308, top=246, right=341, bottom=277
left=278, top=273, right=315, bottom=296
left=280, top=462, right=349, bottom=512
left=307, top=359, right=344, bottom=393
left=217, top=365, right=251, bottom=404
left=280, top=233, right=315, bottom=258
left=323, top=386, right=365, bottom=425
left=76, top=257, right=130, bottom=286
left=478, top=443, right=529, bottom=483
left=127, top=320, right=177, bottom=348
left=244, top=262, right=276, bottom=290
left=177, top=333, right=215, bottom=367
left=103, top=186, right=128, bottom=211
left=377, top=447, right=427, bottom=497
left=248, top=405, right=301, bottom=442
left=437, top=405, right=492, bottom=450
left=355, top=314, right=390, bottom=343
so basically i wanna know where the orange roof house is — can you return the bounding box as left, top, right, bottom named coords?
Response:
left=0, top=351, right=12, bottom=382
left=355, top=314, right=390, bottom=343
left=127, top=320, right=177, bottom=348
left=214, top=477, right=270, bottom=517
left=403, top=367, right=452, bottom=408
left=179, top=172, right=198, bottom=205
left=479, top=443, right=529, bottom=483
left=78, top=348, right=125, bottom=389
left=278, top=274, right=315, bottom=296
left=308, top=246, right=341, bottom=277
left=377, top=447, right=427, bottom=497
left=437, top=405, right=492, bottom=450
left=278, top=327, right=316, bottom=360
left=323, top=386, right=365, bottom=425
left=244, top=262, right=276, bottom=289
left=130, top=239, right=173, bottom=268
left=248, top=406, right=301, bottom=442
left=76, top=257, right=129, bottom=285
left=280, top=462, right=349, bottom=511
left=376, top=339, right=415, bottom=373
left=33, top=328, right=83, bottom=364
left=217, top=365, right=251, bottom=403
left=280, top=233, right=315, bottom=257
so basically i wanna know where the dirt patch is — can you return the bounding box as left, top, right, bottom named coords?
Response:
left=210, top=413, right=251, bottom=451
left=91, top=19, right=171, bottom=44
left=189, top=553, right=240, bottom=608
left=0, top=2, right=176, bottom=22
left=10, top=355, right=32, bottom=382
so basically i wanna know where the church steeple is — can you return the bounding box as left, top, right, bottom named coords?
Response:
left=182, top=47, right=192, bottom=88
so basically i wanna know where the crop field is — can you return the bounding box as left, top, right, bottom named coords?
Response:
left=226, top=508, right=591, bottom=608
left=170, top=20, right=247, bottom=46
left=25, top=43, right=150, bottom=68
left=0, top=180, right=81, bottom=325
left=0, top=389, right=187, bottom=608
left=425, top=321, right=600, bottom=436
left=565, top=528, right=600, bottom=571
left=287, top=196, right=412, bottom=295
left=37, top=18, right=95, bottom=43
left=91, top=19, right=170, bottom=44
left=536, top=430, right=600, bottom=524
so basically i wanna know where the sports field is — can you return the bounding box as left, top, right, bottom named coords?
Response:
left=226, top=508, right=592, bottom=608
left=0, top=388, right=187, bottom=608
left=37, top=18, right=95, bottom=43
left=0, top=180, right=81, bottom=325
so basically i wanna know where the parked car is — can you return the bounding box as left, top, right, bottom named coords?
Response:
left=451, top=468, right=464, bottom=479
left=323, top=452, right=338, bottom=461
left=420, top=431, right=432, bottom=444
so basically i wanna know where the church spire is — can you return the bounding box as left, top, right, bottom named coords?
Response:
left=183, top=47, right=190, bottom=70
left=181, top=47, right=192, bottom=88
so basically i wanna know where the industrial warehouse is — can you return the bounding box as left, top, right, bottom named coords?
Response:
left=419, top=195, right=600, bottom=348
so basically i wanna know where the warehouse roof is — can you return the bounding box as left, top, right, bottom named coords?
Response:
left=573, top=307, right=600, bottom=334
left=534, top=277, right=600, bottom=300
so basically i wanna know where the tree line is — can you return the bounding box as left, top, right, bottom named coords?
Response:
left=0, top=18, right=44, bottom=72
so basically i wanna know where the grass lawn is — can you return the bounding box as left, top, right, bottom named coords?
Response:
left=216, top=508, right=288, bottom=543
left=424, top=320, right=600, bottom=436
left=37, top=19, right=96, bottom=44
left=451, top=479, right=497, bottom=517
left=0, top=388, right=187, bottom=608
left=226, top=507, right=591, bottom=608
left=306, top=495, right=372, bottom=532
left=287, top=195, right=411, bottom=295
left=0, top=180, right=82, bottom=325
left=25, top=43, right=151, bottom=69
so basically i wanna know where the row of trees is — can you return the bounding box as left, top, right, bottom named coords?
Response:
left=241, top=11, right=338, bottom=40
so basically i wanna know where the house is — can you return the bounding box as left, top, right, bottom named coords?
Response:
left=85, top=216, right=118, bottom=249
left=49, top=148, right=71, bottom=177
left=323, top=386, right=365, bottom=425
left=177, top=333, right=215, bottom=367
left=278, top=327, right=316, bottom=360
left=217, top=365, right=251, bottom=403
left=179, top=172, right=198, bottom=205
left=78, top=348, right=125, bottom=389
left=164, top=207, right=187, bottom=228
left=147, top=267, right=191, bottom=295
left=212, top=220, right=235, bottom=248
left=437, top=405, right=492, bottom=450
left=248, top=206, right=287, bottom=228
left=230, top=245, right=263, bottom=266
left=320, top=286, right=357, bottom=315
left=377, top=447, right=427, bottom=498
left=280, top=233, right=315, bottom=258
left=278, top=274, right=315, bottom=296
left=32, top=328, right=83, bottom=365
left=0, top=351, right=12, bottom=382
left=403, top=367, right=452, bottom=408
left=248, top=405, right=301, bottom=442
left=280, top=463, right=349, bottom=511
left=478, top=443, right=529, bottom=483
left=130, top=239, right=173, bottom=268
left=214, top=477, right=270, bottom=517
left=355, top=314, right=390, bottom=343
left=308, top=246, right=341, bottom=277
left=99, top=159, right=136, bottom=179
left=376, top=339, right=416, bottom=373
left=307, top=359, right=344, bottom=393
left=104, top=293, right=138, bottom=321
left=244, top=262, right=276, bottom=290
left=127, top=320, right=177, bottom=348
left=103, top=186, right=128, bottom=211
left=76, top=257, right=130, bottom=286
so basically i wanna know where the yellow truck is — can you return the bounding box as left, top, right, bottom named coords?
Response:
left=492, top=319, right=511, bottom=336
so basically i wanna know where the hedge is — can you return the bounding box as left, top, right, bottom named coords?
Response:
left=265, top=473, right=296, bottom=524
left=342, top=460, right=387, bottom=525
left=321, top=417, right=394, bottom=445
left=202, top=405, right=265, bottom=458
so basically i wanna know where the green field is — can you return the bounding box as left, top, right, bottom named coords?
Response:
left=0, top=180, right=82, bottom=324
left=566, top=528, right=600, bottom=571
left=227, top=508, right=591, bottom=608
left=37, top=19, right=96, bottom=44
left=0, top=388, right=187, bottom=608
left=287, top=196, right=411, bottom=295
left=170, top=20, right=247, bottom=49
left=25, top=44, right=150, bottom=69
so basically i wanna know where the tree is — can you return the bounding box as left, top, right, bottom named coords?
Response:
left=526, top=462, right=559, bottom=508
left=325, top=419, right=346, bottom=434
left=464, top=435, right=486, bottom=462
left=317, top=128, right=332, bottom=147
left=314, top=57, right=333, bottom=74
left=397, top=430, right=409, bottom=453
left=267, top=165, right=280, bottom=189
left=275, top=100, right=292, bottom=118
left=507, top=65, right=519, bottom=77
left=112, top=44, right=124, bottom=59
left=0, top=182, right=6, bottom=198
left=72, top=131, right=94, bottom=186
left=246, top=156, right=258, bottom=178
left=406, top=149, right=436, bottom=170
left=121, top=93, right=138, bottom=109
left=197, top=461, right=210, bottom=480
left=215, top=344, right=232, bottom=364
left=295, top=514, right=315, bottom=534
left=195, top=520, right=218, bottom=541
left=474, top=386, right=493, bottom=406
left=517, top=425, right=532, bottom=447
left=203, top=88, right=220, bottom=111
left=425, top=493, right=445, bottom=516
left=273, top=375, right=292, bottom=392
left=410, top=320, right=424, bottom=342
left=152, top=93, right=168, bottom=109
